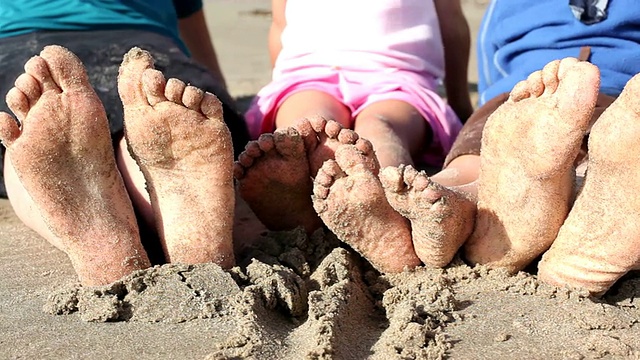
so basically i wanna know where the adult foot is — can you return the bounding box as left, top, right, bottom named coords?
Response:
left=538, top=73, right=640, bottom=296
left=0, top=45, right=150, bottom=286
left=380, top=165, right=476, bottom=267
left=234, top=117, right=363, bottom=233
left=463, top=58, right=600, bottom=272
left=313, top=143, right=421, bottom=273
left=118, top=47, right=235, bottom=268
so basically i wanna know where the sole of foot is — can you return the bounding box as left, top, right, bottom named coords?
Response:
left=463, top=58, right=600, bottom=273
left=118, top=47, right=235, bottom=268
left=538, top=73, right=640, bottom=296
left=0, top=45, right=150, bottom=286
left=380, top=165, right=476, bottom=267
left=313, top=143, right=421, bottom=273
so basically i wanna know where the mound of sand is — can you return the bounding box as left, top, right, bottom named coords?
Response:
left=42, top=227, right=640, bottom=359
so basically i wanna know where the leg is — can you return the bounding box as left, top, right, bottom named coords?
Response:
left=0, top=45, right=150, bottom=286
left=274, top=90, right=350, bottom=129
left=313, top=143, right=421, bottom=272
left=463, top=58, right=600, bottom=272
left=537, top=74, right=640, bottom=296
left=117, top=47, right=235, bottom=268
left=115, top=137, right=154, bottom=229
left=353, top=99, right=428, bottom=167
left=234, top=117, right=363, bottom=233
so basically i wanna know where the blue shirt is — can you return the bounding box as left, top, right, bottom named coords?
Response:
left=477, top=0, right=640, bottom=105
left=0, top=0, right=202, bottom=54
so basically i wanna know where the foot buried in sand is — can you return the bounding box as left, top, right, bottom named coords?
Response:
left=118, top=47, right=235, bottom=268
left=538, top=73, right=640, bottom=296
left=380, top=165, right=476, bottom=268
left=234, top=117, right=363, bottom=233
left=312, top=143, right=421, bottom=273
left=0, top=45, right=150, bottom=286
left=463, top=58, right=600, bottom=272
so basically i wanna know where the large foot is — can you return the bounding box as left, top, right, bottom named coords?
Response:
left=0, top=45, right=150, bottom=285
left=538, top=74, right=640, bottom=296
left=463, top=58, right=600, bottom=272
left=380, top=165, right=476, bottom=267
left=234, top=117, right=363, bottom=233
left=313, top=143, right=421, bottom=273
left=118, top=47, right=235, bottom=268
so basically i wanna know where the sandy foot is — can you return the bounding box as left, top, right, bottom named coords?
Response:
left=234, top=117, right=363, bottom=233
left=538, top=74, right=640, bottom=296
left=312, top=143, right=421, bottom=273
left=0, top=45, right=149, bottom=285
left=463, top=58, right=600, bottom=272
left=118, top=47, right=235, bottom=268
left=380, top=165, right=476, bottom=267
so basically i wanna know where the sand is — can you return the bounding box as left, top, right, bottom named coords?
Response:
left=1, top=0, right=639, bottom=359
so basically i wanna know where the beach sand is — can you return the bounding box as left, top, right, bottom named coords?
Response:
left=1, top=1, right=639, bottom=359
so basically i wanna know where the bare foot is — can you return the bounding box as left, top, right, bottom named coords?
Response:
left=234, top=117, right=362, bottom=233
left=380, top=165, right=476, bottom=267
left=118, top=47, right=235, bottom=268
left=463, top=58, right=600, bottom=272
left=538, top=73, right=640, bottom=296
left=0, top=45, right=150, bottom=285
left=313, top=143, right=421, bottom=273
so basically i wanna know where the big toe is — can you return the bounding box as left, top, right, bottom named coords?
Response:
left=554, top=59, right=600, bottom=118
left=38, top=45, right=91, bottom=91
left=334, top=144, right=379, bottom=176
left=118, top=47, right=155, bottom=106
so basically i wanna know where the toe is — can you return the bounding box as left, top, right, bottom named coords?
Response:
left=200, top=92, right=223, bottom=120
left=334, top=144, right=370, bottom=175
left=6, top=87, right=30, bottom=123
left=0, top=112, right=20, bottom=146
left=525, top=70, right=544, bottom=98
left=141, top=69, right=167, bottom=106
left=256, top=133, right=275, bottom=152
left=39, top=45, right=91, bottom=91
left=118, top=47, right=155, bottom=106
left=273, top=127, right=305, bottom=158
left=14, top=73, right=41, bottom=107
left=308, top=115, right=328, bottom=133
left=541, top=59, right=562, bottom=94
left=379, top=166, right=405, bottom=192
left=556, top=57, right=580, bottom=81
left=182, top=85, right=204, bottom=111
left=337, top=128, right=359, bottom=144
left=402, top=165, right=420, bottom=188
left=164, top=78, right=186, bottom=103
left=313, top=159, right=343, bottom=201
left=555, top=60, right=600, bottom=117
left=509, top=79, right=533, bottom=102
left=324, top=119, right=343, bottom=138
left=233, top=162, right=245, bottom=179
left=293, top=117, right=320, bottom=150
left=24, top=56, right=59, bottom=93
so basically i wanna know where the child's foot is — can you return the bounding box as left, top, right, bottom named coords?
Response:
left=463, top=58, right=600, bottom=272
left=293, top=116, right=374, bottom=177
left=313, top=144, right=421, bottom=273
left=537, top=73, right=640, bottom=296
left=118, top=47, right=235, bottom=268
left=379, top=165, right=476, bottom=267
left=234, top=117, right=364, bottom=233
left=0, top=45, right=150, bottom=285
